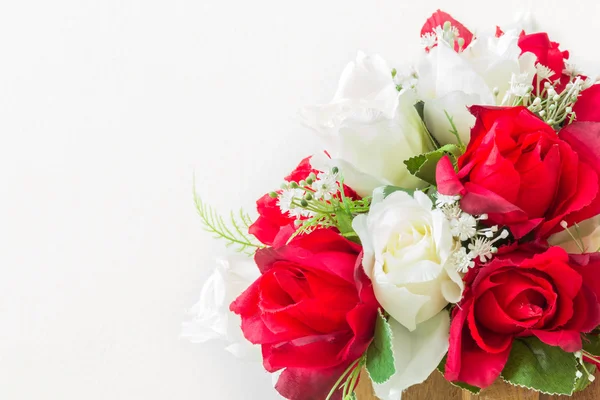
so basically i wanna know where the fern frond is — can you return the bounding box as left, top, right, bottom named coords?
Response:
left=193, top=187, right=262, bottom=255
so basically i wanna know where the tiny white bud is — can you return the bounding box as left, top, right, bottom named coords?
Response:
left=560, top=220, right=569, bottom=229
left=544, top=82, right=551, bottom=89
left=566, top=106, right=573, bottom=114
left=547, top=119, right=554, bottom=125
left=576, top=370, right=583, bottom=379
left=533, top=97, right=542, bottom=106
left=479, top=214, right=488, bottom=220
left=492, top=87, right=500, bottom=96
left=553, top=94, right=560, bottom=102
left=539, top=110, right=546, bottom=117
left=589, top=374, right=596, bottom=382
left=575, top=351, right=583, bottom=358
left=499, top=230, right=509, bottom=239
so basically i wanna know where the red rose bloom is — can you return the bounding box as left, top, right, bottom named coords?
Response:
left=574, top=84, right=600, bottom=122
left=518, top=32, right=570, bottom=91
left=230, top=229, right=379, bottom=400
left=249, top=156, right=359, bottom=246
left=436, top=106, right=600, bottom=239
left=445, top=246, right=600, bottom=388
left=248, top=157, right=318, bottom=246
left=421, top=10, right=473, bottom=52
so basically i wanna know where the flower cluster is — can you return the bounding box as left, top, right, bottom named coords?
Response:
left=189, top=9, right=600, bottom=400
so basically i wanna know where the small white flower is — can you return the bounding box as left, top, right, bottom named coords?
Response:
left=450, top=213, right=477, bottom=240
left=582, top=77, right=596, bottom=90
left=442, top=203, right=462, bottom=220
left=563, top=60, right=582, bottom=77
left=435, top=193, right=460, bottom=208
left=278, top=188, right=304, bottom=215
left=507, top=72, right=533, bottom=97
left=311, top=171, right=339, bottom=201
left=448, top=247, right=474, bottom=273
left=536, top=64, right=555, bottom=80
left=468, top=237, right=496, bottom=263
left=421, top=32, right=437, bottom=50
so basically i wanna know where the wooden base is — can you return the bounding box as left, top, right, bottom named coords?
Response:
left=355, top=369, right=600, bottom=400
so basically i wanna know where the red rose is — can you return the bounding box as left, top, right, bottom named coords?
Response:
left=445, top=246, right=600, bottom=388
left=248, top=157, right=319, bottom=246
left=436, top=106, right=600, bottom=239
left=574, top=84, right=600, bottom=122
left=249, top=156, right=359, bottom=246
left=230, top=229, right=379, bottom=400
left=421, top=10, right=473, bottom=52
left=518, top=32, right=570, bottom=91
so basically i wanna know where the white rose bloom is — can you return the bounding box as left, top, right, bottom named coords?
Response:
left=352, top=190, right=463, bottom=396
left=416, top=31, right=536, bottom=145
left=300, top=52, right=432, bottom=197
left=548, top=216, right=600, bottom=254
left=182, top=255, right=261, bottom=360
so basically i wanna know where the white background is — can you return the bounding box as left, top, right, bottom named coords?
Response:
left=1, top=1, right=599, bottom=399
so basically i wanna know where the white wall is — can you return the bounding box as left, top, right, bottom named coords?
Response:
left=0, top=0, right=598, bottom=399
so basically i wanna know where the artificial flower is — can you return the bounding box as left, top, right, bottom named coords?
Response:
left=300, top=52, right=431, bottom=197
left=230, top=229, right=379, bottom=400
left=445, top=246, right=600, bottom=388
left=352, top=189, right=463, bottom=395
left=518, top=31, right=571, bottom=91
left=574, top=84, right=600, bottom=122
left=182, top=255, right=261, bottom=359
left=436, top=106, right=600, bottom=239
left=416, top=12, right=536, bottom=145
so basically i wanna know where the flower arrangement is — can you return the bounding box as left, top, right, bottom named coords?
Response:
left=187, top=9, right=600, bottom=400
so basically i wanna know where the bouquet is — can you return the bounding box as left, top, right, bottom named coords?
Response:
left=186, top=9, right=600, bottom=400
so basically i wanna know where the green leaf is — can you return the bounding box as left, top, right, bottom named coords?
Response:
left=501, top=337, right=579, bottom=395
left=382, top=186, right=415, bottom=198
left=437, top=356, right=481, bottom=394
left=366, top=309, right=396, bottom=384
left=403, top=144, right=460, bottom=185
left=574, top=362, right=596, bottom=392
left=583, top=333, right=600, bottom=356
left=335, top=211, right=355, bottom=236
left=414, top=101, right=425, bottom=122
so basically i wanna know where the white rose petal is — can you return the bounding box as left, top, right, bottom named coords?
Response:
left=416, top=31, right=536, bottom=146
left=182, top=255, right=261, bottom=360
left=353, top=190, right=462, bottom=331
left=300, top=52, right=432, bottom=197
left=373, top=311, right=451, bottom=400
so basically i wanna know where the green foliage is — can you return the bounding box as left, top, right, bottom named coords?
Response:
left=574, top=362, right=596, bottom=392
left=501, top=337, right=579, bottom=395
left=437, top=356, right=481, bottom=394
left=193, top=189, right=261, bottom=255
left=404, top=144, right=460, bottom=185
left=366, top=309, right=396, bottom=384
left=326, top=356, right=364, bottom=400
left=382, top=186, right=415, bottom=198
left=444, top=110, right=466, bottom=149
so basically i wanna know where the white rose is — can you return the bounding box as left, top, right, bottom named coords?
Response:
left=182, top=255, right=260, bottom=360
left=416, top=32, right=536, bottom=145
left=300, top=52, right=432, bottom=197
left=352, top=190, right=463, bottom=397
left=548, top=216, right=600, bottom=254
